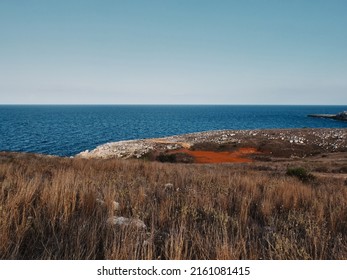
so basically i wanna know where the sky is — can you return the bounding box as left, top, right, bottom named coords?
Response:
left=0, top=0, right=346, bottom=105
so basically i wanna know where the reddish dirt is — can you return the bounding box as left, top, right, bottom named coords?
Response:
left=169, top=148, right=260, bottom=163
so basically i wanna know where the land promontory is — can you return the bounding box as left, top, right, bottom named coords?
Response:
left=308, top=111, right=347, bottom=121
left=77, top=128, right=347, bottom=163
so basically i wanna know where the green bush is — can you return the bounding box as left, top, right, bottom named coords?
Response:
left=156, top=152, right=194, bottom=163
left=157, top=153, right=177, bottom=163
left=286, top=167, right=315, bottom=183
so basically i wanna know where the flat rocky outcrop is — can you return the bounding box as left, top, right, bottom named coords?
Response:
left=308, top=111, right=347, bottom=121
left=76, top=128, right=347, bottom=160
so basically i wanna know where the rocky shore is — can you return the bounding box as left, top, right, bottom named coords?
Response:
left=76, top=128, right=347, bottom=163
left=308, top=111, right=347, bottom=121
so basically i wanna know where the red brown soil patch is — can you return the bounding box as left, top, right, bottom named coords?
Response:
left=169, top=147, right=259, bottom=163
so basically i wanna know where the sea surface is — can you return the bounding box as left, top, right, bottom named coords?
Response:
left=1, top=105, right=346, bottom=157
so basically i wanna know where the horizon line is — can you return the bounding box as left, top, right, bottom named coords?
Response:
left=1, top=103, right=347, bottom=106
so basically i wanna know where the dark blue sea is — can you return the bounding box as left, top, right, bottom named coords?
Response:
left=1, top=105, right=346, bottom=157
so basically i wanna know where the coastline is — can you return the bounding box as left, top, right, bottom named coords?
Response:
left=76, top=128, right=347, bottom=163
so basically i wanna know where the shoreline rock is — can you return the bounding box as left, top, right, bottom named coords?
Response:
left=308, top=111, right=347, bottom=121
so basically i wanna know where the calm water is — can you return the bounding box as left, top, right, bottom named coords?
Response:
left=1, top=105, right=346, bottom=156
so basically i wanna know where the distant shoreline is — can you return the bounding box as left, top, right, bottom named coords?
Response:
left=308, top=111, right=347, bottom=122
left=1, top=104, right=347, bottom=106
left=76, top=128, right=347, bottom=163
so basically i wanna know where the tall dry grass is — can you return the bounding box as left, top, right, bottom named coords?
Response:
left=0, top=152, right=346, bottom=259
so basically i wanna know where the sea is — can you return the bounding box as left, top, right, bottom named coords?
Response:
left=1, top=105, right=346, bottom=157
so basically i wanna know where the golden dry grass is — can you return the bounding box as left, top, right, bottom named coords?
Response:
left=0, top=152, right=346, bottom=259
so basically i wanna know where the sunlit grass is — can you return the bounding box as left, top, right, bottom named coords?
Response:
left=0, top=152, right=346, bottom=259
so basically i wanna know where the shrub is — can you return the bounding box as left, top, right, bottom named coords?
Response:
left=338, top=166, right=347, bottom=173
left=286, top=167, right=315, bottom=182
left=157, top=153, right=178, bottom=163
left=314, top=166, right=328, bottom=173
left=156, top=152, right=194, bottom=163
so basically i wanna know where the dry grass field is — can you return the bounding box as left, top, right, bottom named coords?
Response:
left=1, top=149, right=346, bottom=260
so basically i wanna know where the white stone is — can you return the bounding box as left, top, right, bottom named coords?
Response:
left=113, top=201, right=120, bottom=210
left=107, top=216, right=147, bottom=229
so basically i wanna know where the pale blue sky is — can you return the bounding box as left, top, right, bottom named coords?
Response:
left=0, top=0, right=346, bottom=104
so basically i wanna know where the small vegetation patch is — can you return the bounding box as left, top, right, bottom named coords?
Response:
left=156, top=152, right=194, bottom=163
left=191, top=142, right=238, bottom=152
left=336, top=166, right=347, bottom=174
left=157, top=153, right=177, bottom=163
left=314, top=166, right=329, bottom=173
left=286, top=167, right=315, bottom=183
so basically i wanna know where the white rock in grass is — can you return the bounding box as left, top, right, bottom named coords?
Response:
left=113, top=201, right=120, bottom=211
left=96, top=199, right=105, bottom=206
left=164, top=183, right=174, bottom=192
left=107, top=216, right=146, bottom=230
